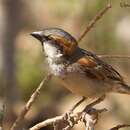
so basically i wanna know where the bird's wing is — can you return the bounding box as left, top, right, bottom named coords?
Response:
left=77, top=49, right=124, bottom=82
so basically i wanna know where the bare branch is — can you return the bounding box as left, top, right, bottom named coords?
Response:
left=110, top=124, right=130, bottom=130
left=29, top=108, right=107, bottom=130
left=77, top=3, right=111, bottom=43
left=98, top=55, right=130, bottom=60
left=29, top=96, right=106, bottom=130
left=10, top=74, right=52, bottom=130
left=29, top=112, right=81, bottom=130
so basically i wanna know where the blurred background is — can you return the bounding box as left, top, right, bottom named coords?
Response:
left=0, top=0, right=130, bottom=129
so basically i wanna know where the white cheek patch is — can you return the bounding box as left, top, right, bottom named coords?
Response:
left=43, top=42, right=62, bottom=58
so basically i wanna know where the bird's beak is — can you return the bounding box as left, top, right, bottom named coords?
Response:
left=30, top=31, right=43, bottom=42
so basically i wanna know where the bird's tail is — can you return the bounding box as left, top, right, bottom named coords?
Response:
left=113, top=83, right=130, bottom=95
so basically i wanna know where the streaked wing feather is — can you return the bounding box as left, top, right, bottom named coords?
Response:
left=78, top=49, right=123, bottom=82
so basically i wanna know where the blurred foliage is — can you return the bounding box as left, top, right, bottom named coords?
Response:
left=1, top=0, right=130, bottom=129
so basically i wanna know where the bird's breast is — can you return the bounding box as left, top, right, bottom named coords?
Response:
left=58, top=72, right=112, bottom=98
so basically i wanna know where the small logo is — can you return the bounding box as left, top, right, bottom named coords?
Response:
left=120, top=1, right=130, bottom=8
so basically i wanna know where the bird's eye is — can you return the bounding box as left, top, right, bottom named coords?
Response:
left=42, top=35, right=52, bottom=42
left=46, top=35, right=53, bottom=40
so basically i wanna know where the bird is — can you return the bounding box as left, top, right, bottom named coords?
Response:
left=31, top=27, right=130, bottom=99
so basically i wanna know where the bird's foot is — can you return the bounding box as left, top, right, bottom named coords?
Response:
left=62, top=110, right=75, bottom=130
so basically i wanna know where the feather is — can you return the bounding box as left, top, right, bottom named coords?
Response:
left=78, top=48, right=124, bottom=82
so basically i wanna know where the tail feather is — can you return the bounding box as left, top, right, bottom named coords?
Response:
left=113, top=83, right=130, bottom=95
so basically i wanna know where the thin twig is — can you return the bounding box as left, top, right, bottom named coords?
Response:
left=110, top=124, right=130, bottom=130
left=78, top=3, right=111, bottom=43
left=10, top=74, right=52, bottom=130
left=98, top=55, right=130, bottom=60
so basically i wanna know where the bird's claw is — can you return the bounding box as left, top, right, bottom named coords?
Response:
left=63, top=111, right=75, bottom=129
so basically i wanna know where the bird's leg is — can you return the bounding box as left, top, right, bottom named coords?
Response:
left=70, top=96, right=86, bottom=112
left=83, top=95, right=105, bottom=112
left=63, top=97, right=86, bottom=129
left=64, top=96, right=86, bottom=118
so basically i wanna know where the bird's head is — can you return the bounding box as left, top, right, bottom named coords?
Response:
left=31, top=28, right=78, bottom=58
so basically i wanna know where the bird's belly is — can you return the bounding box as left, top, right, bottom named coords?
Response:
left=58, top=72, right=112, bottom=98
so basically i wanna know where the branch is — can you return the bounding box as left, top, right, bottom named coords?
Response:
left=77, top=3, right=111, bottom=43
left=10, top=74, right=52, bottom=130
left=29, top=112, right=81, bottom=130
left=98, top=55, right=130, bottom=60
left=29, top=109, right=107, bottom=130
left=110, top=124, right=130, bottom=130
left=29, top=96, right=107, bottom=130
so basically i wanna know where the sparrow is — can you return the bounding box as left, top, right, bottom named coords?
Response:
left=31, top=27, right=130, bottom=99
